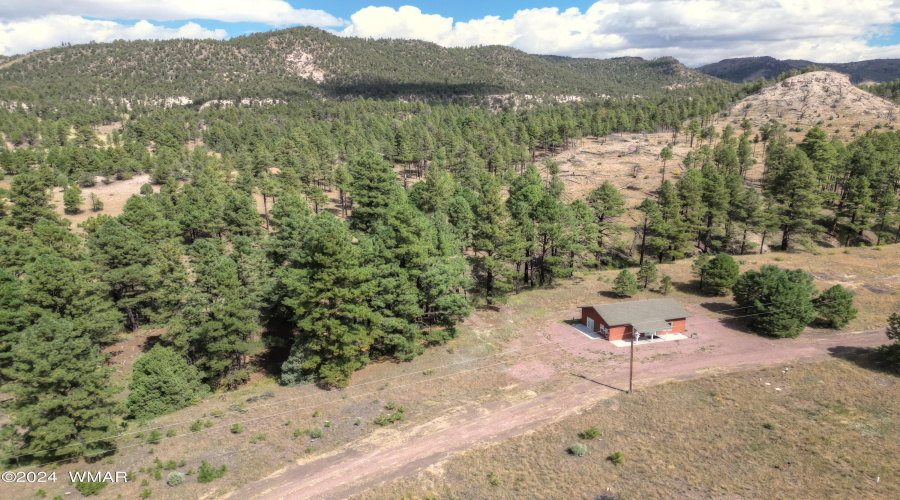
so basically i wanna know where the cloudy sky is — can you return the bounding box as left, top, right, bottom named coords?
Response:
left=1, top=1, right=899, bottom=66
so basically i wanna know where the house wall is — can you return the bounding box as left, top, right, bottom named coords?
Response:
left=581, top=308, right=607, bottom=332
left=666, top=318, right=687, bottom=334
left=608, top=325, right=631, bottom=341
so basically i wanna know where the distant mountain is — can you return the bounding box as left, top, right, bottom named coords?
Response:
left=0, top=27, right=721, bottom=106
left=698, top=56, right=900, bottom=84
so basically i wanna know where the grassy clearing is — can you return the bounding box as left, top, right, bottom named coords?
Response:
left=5, top=243, right=897, bottom=499
left=356, top=358, right=900, bottom=499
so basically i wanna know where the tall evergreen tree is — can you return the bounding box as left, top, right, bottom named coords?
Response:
left=279, top=212, right=380, bottom=387
left=349, top=151, right=404, bottom=231
left=2, top=317, right=119, bottom=460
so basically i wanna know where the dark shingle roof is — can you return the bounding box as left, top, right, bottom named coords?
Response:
left=579, top=299, right=691, bottom=328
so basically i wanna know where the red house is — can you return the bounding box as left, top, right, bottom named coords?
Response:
left=578, top=299, right=691, bottom=341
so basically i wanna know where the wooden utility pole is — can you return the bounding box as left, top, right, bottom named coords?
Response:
left=628, top=333, right=635, bottom=394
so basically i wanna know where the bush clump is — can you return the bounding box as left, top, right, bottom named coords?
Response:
left=166, top=472, right=184, bottom=487
left=197, top=461, right=227, bottom=483
left=569, top=443, right=587, bottom=456
left=581, top=427, right=600, bottom=440
left=75, top=480, right=107, bottom=496
left=609, top=451, right=624, bottom=465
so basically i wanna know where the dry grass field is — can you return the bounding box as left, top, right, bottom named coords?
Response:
left=5, top=243, right=897, bottom=499
left=355, top=358, right=900, bottom=500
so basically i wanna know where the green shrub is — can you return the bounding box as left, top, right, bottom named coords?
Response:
left=309, top=427, right=323, bottom=439
left=166, top=472, right=184, bottom=487
left=165, top=429, right=176, bottom=437
left=140, top=183, right=154, bottom=195
left=814, top=285, right=857, bottom=328
left=700, top=254, right=740, bottom=296
left=763, top=422, right=775, bottom=430
left=231, top=423, right=243, bottom=434
left=139, top=489, right=152, bottom=499
left=127, top=345, right=208, bottom=420
left=569, top=443, right=587, bottom=456
left=147, top=429, right=162, bottom=444
left=197, top=461, right=227, bottom=483
left=164, top=460, right=177, bottom=470
left=190, top=420, right=202, bottom=432
left=75, top=480, right=107, bottom=496
left=609, top=451, right=624, bottom=465
left=581, top=427, right=600, bottom=440
left=312, top=410, right=320, bottom=417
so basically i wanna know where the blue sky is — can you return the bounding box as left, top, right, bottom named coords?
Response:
left=3, top=1, right=900, bottom=66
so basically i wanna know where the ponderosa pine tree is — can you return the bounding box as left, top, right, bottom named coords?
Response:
left=700, top=254, right=740, bottom=296
left=470, top=174, right=516, bottom=305
left=88, top=219, right=152, bottom=330
left=612, top=269, right=639, bottom=297
left=279, top=212, right=380, bottom=387
left=142, top=239, right=188, bottom=325
left=0, top=269, right=26, bottom=384
left=2, top=316, right=119, bottom=460
left=223, top=192, right=263, bottom=237
left=586, top=181, right=626, bottom=267
left=118, top=195, right=179, bottom=243
left=636, top=261, right=658, bottom=290
left=267, top=193, right=312, bottom=265
left=733, top=266, right=818, bottom=338
left=23, top=254, right=122, bottom=344
left=349, top=151, right=404, bottom=231
left=770, top=149, right=822, bottom=250
left=169, top=241, right=260, bottom=388
left=126, top=344, right=209, bottom=420
left=814, top=285, right=857, bottom=329
left=8, top=169, right=56, bottom=229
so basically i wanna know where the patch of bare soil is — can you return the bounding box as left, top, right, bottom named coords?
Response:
left=509, top=360, right=555, bottom=382
left=54, top=174, right=155, bottom=230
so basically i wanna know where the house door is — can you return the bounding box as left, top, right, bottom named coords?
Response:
left=587, top=318, right=594, bottom=332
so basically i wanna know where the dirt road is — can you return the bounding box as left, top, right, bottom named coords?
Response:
left=229, top=316, right=888, bottom=500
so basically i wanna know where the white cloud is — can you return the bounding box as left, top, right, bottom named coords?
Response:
left=0, top=16, right=227, bottom=55
left=0, top=1, right=344, bottom=28
left=337, top=1, right=900, bottom=66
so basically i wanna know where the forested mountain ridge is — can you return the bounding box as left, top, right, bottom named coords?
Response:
left=0, top=27, right=719, bottom=106
left=698, top=56, right=900, bottom=84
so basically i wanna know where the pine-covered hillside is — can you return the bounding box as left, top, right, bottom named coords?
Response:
left=699, top=56, right=900, bottom=84
left=0, top=27, right=720, bottom=106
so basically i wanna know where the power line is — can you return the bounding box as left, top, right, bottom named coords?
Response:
left=2, top=298, right=833, bottom=468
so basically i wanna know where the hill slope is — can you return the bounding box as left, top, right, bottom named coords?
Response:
left=699, top=56, right=900, bottom=84
left=726, top=71, right=898, bottom=137
left=0, top=27, right=720, bottom=105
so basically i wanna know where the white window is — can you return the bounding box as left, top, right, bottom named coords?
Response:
left=587, top=318, right=595, bottom=331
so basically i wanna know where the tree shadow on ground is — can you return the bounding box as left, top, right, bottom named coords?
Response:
left=827, top=344, right=898, bottom=375
left=673, top=280, right=706, bottom=297
left=699, top=301, right=741, bottom=316
left=598, top=290, right=622, bottom=299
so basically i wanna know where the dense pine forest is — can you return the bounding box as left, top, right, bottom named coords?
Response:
left=1, top=32, right=900, bottom=469
left=0, top=27, right=716, bottom=106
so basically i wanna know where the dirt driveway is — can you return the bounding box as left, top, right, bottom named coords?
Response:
left=228, top=312, right=888, bottom=500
